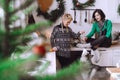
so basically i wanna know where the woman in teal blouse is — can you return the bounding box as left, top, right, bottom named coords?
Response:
left=85, top=9, right=112, bottom=50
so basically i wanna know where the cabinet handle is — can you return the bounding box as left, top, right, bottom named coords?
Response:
left=99, top=50, right=106, bottom=51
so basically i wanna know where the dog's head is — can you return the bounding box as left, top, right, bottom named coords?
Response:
left=80, top=49, right=93, bottom=63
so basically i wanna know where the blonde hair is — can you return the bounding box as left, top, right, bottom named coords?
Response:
left=62, top=13, right=73, bottom=21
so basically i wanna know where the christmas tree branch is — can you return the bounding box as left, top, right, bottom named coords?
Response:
left=2, top=0, right=11, bottom=57
left=0, top=55, right=38, bottom=80
left=0, top=0, right=5, bottom=9
left=10, top=3, right=37, bottom=23
left=4, top=0, right=11, bottom=32
left=11, top=0, right=35, bottom=15
left=10, top=21, right=52, bottom=37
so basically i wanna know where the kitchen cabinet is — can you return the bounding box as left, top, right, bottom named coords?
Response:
left=96, top=43, right=120, bottom=67
left=45, top=44, right=120, bottom=75
left=44, top=52, right=56, bottom=74
left=96, top=50, right=113, bottom=66
left=112, top=50, right=120, bottom=66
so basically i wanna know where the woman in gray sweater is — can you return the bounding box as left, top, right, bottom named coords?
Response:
left=50, top=13, right=84, bottom=68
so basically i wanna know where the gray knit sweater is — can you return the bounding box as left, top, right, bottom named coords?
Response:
left=50, top=24, right=81, bottom=57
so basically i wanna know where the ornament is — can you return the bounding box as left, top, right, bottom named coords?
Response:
left=36, top=0, right=65, bottom=22
left=32, top=44, right=46, bottom=57
left=37, top=0, right=53, bottom=12
left=76, top=2, right=80, bottom=6
left=73, top=0, right=95, bottom=9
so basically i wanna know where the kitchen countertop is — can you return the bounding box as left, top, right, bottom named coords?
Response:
left=71, top=47, right=91, bottom=51
left=71, top=41, right=120, bottom=51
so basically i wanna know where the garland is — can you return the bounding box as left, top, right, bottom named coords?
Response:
left=36, top=0, right=65, bottom=22
left=118, top=4, right=120, bottom=16
left=73, top=0, right=95, bottom=9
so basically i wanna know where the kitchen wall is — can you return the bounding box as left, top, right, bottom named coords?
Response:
left=64, top=0, right=120, bottom=35
left=33, top=0, right=120, bottom=35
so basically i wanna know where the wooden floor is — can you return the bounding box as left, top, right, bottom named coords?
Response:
left=90, top=67, right=110, bottom=80
left=75, top=67, right=110, bottom=80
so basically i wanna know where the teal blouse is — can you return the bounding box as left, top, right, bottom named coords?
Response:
left=86, top=20, right=112, bottom=38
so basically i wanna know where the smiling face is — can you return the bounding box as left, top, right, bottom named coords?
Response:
left=92, top=9, right=105, bottom=22
left=94, top=12, right=101, bottom=22
left=62, top=13, right=73, bottom=27
left=63, top=19, right=72, bottom=27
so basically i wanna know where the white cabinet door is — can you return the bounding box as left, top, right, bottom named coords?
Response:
left=112, top=50, right=120, bottom=66
left=45, top=52, right=56, bottom=74
left=96, top=50, right=113, bottom=66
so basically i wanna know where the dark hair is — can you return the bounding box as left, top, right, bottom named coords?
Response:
left=92, top=9, right=105, bottom=21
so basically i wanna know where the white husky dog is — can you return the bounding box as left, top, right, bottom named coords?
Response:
left=80, top=49, right=103, bottom=80
left=80, top=49, right=110, bottom=80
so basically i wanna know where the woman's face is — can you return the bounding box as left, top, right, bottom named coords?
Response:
left=63, top=19, right=71, bottom=27
left=95, top=12, right=101, bottom=22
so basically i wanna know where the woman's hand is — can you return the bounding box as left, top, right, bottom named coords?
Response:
left=50, top=47, right=58, bottom=52
left=79, top=31, right=85, bottom=34
left=83, top=37, right=88, bottom=41
left=52, top=47, right=58, bottom=51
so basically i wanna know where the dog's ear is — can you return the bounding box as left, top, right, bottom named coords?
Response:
left=80, top=54, right=88, bottom=62
left=85, top=53, right=94, bottom=62
left=90, top=55, right=94, bottom=58
left=80, top=49, right=90, bottom=62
